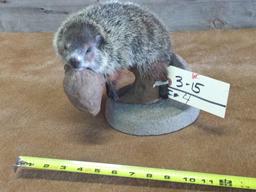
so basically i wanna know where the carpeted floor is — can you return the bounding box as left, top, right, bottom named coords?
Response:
left=0, top=29, right=256, bottom=192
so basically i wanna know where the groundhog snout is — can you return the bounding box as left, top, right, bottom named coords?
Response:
left=68, top=57, right=81, bottom=69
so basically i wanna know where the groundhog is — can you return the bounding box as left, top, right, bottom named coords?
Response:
left=54, top=1, right=172, bottom=100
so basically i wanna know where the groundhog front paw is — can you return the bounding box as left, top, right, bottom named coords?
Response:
left=106, top=82, right=119, bottom=101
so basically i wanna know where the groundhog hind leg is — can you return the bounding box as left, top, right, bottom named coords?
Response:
left=144, top=61, right=169, bottom=99
left=159, top=84, right=169, bottom=99
left=156, top=64, right=169, bottom=99
left=120, top=66, right=160, bottom=103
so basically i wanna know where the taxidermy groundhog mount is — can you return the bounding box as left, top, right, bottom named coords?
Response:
left=54, top=1, right=173, bottom=115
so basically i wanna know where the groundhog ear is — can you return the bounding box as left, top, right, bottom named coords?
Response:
left=95, top=35, right=104, bottom=48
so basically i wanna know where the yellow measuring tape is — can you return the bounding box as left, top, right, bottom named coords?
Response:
left=16, top=156, right=256, bottom=190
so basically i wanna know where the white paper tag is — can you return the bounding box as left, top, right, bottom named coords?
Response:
left=164, top=66, right=230, bottom=118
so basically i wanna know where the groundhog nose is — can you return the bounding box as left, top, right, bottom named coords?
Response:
left=69, top=57, right=81, bottom=69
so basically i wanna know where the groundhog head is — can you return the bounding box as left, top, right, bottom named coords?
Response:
left=54, top=20, right=106, bottom=73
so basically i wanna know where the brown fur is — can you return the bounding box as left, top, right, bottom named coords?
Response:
left=54, top=1, right=172, bottom=78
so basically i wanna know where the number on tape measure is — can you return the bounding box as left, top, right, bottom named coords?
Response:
left=112, top=170, right=118, bottom=174
left=77, top=167, right=83, bottom=171
left=60, top=165, right=67, bottom=170
left=43, top=164, right=50, bottom=168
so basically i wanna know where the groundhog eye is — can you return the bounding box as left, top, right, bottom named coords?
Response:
left=86, top=47, right=92, bottom=54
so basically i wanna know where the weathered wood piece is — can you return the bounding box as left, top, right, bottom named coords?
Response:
left=63, top=66, right=106, bottom=116
left=0, top=0, right=256, bottom=32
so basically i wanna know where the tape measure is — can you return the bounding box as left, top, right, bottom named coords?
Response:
left=16, top=156, right=256, bottom=190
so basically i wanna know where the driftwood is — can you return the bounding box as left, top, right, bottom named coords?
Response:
left=63, top=66, right=106, bottom=116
